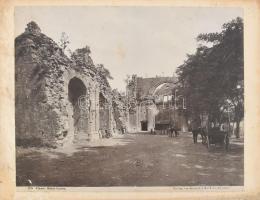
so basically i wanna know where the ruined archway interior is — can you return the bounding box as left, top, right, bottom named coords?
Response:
left=68, top=77, right=89, bottom=139
left=153, top=82, right=175, bottom=130
left=99, top=93, right=109, bottom=133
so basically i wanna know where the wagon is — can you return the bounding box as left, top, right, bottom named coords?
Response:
left=206, top=128, right=229, bottom=151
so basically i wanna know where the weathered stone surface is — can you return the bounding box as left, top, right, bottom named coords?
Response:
left=112, top=89, right=128, bottom=133
left=15, top=21, right=118, bottom=147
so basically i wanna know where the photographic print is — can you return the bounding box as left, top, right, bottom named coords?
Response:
left=14, top=6, right=244, bottom=187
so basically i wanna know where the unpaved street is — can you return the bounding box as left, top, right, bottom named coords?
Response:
left=16, top=132, right=243, bottom=186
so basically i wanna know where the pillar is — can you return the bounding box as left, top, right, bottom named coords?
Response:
left=147, top=106, right=155, bottom=131
left=89, top=86, right=99, bottom=140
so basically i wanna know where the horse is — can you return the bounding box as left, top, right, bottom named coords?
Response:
left=192, top=127, right=207, bottom=144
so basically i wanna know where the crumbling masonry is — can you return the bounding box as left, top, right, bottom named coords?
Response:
left=15, top=22, right=124, bottom=147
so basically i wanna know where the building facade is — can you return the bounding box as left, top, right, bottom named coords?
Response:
left=126, top=75, right=188, bottom=133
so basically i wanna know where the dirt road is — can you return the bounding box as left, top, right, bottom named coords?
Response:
left=16, top=132, right=243, bottom=186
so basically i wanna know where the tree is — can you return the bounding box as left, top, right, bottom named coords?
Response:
left=176, top=17, right=244, bottom=137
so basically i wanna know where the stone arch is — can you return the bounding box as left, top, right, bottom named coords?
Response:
left=148, top=78, right=176, bottom=96
left=152, top=83, right=169, bottom=96
left=150, top=81, right=176, bottom=131
left=68, top=77, right=89, bottom=139
left=68, top=77, right=86, bottom=105
left=151, top=82, right=175, bottom=106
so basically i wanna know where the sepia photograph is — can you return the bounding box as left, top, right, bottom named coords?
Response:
left=14, top=6, right=244, bottom=187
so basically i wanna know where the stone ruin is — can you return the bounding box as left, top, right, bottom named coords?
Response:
left=15, top=21, right=127, bottom=147
left=126, top=75, right=188, bottom=133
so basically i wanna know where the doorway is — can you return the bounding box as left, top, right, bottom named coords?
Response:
left=68, top=77, right=89, bottom=137
left=99, top=93, right=109, bottom=133
left=141, top=121, right=148, bottom=131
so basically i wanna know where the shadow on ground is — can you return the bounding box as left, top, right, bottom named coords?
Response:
left=16, top=132, right=244, bottom=187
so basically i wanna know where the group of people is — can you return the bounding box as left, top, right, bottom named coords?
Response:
left=98, top=129, right=112, bottom=139
left=148, top=125, right=179, bottom=137
left=168, top=126, right=179, bottom=137
left=98, top=127, right=127, bottom=139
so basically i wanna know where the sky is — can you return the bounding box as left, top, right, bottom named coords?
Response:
left=15, top=7, right=243, bottom=92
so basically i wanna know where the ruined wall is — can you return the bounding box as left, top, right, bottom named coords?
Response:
left=128, top=112, right=138, bottom=132
left=126, top=75, right=188, bottom=132
left=15, top=22, right=113, bottom=147
left=99, top=93, right=110, bottom=133
left=112, top=89, right=128, bottom=133
left=15, top=22, right=72, bottom=147
left=135, top=76, right=176, bottom=99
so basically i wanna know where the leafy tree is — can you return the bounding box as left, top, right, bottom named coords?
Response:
left=176, top=17, right=243, bottom=137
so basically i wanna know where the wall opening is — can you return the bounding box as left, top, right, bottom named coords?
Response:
left=99, top=93, right=110, bottom=133
left=68, top=77, right=89, bottom=138
left=141, top=120, right=148, bottom=131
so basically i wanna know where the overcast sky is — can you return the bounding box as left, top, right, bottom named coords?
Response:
left=15, top=7, right=243, bottom=91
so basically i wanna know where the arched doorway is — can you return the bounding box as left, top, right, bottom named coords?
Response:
left=68, top=77, right=89, bottom=139
left=99, top=93, right=110, bottom=133
left=141, top=120, right=148, bottom=131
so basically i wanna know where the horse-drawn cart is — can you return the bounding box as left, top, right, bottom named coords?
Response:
left=206, top=128, right=229, bottom=151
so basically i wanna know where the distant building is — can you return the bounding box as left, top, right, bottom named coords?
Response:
left=126, top=75, right=188, bottom=132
